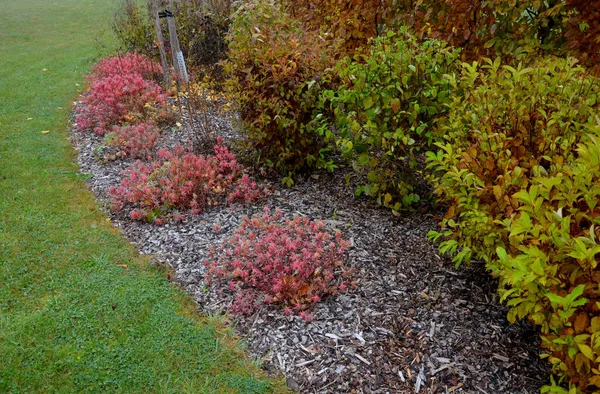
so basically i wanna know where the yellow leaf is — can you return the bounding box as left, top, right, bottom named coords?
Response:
left=384, top=193, right=392, bottom=204
left=41, top=130, right=50, bottom=134
left=445, top=205, right=455, bottom=219
left=590, top=375, right=600, bottom=387
left=176, top=122, right=182, bottom=127
left=578, top=343, right=595, bottom=360
left=493, top=185, right=503, bottom=201
left=42, top=68, right=47, bottom=72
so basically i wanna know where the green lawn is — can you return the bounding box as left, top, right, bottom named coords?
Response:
left=0, top=1, right=286, bottom=392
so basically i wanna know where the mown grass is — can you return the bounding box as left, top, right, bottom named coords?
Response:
left=0, top=1, right=287, bottom=392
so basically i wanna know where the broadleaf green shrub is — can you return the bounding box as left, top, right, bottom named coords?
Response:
left=319, top=29, right=460, bottom=209
left=224, top=0, right=334, bottom=175
left=427, top=57, right=600, bottom=391
left=495, top=128, right=600, bottom=391
left=428, top=57, right=600, bottom=267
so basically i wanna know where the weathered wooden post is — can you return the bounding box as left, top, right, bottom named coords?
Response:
left=165, top=0, right=189, bottom=86
left=149, top=0, right=171, bottom=89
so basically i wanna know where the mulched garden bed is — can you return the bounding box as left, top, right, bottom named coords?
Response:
left=71, top=102, right=549, bottom=393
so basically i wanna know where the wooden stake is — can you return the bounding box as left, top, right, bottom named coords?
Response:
left=150, top=1, right=171, bottom=90
left=165, top=0, right=189, bottom=86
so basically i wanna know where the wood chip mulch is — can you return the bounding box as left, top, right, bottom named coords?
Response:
left=71, top=102, right=549, bottom=394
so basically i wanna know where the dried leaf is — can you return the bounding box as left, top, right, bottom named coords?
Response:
left=574, top=313, right=590, bottom=334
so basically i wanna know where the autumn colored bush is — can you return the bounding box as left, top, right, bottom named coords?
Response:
left=104, top=123, right=162, bottom=160
left=224, top=0, right=334, bottom=175
left=564, top=0, right=600, bottom=74
left=285, top=0, right=396, bottom=55
left=395, top=0, right=564, bottom=61
left=90, top=53, right=163, bottom=81
left=109, top=140, right=265, bottom=223
left=495, top=128, right=600, bottom=393
left=204, top=208, right=351, bottom=317
left=395, top=0, right=600, bottom=72
left=426, top=57, right=600, bottom=392
left=318, top=28, right=460, bottom=210
left=76, top=73, right=170, bottom=135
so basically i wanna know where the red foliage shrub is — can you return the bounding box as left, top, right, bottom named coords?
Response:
left=225, top=0, right=334, bottom=173
left=89, top=52, right=164, bottom=81
left=565, top=0, right=600, bottom=74
left=108, top=123, right=161, bottom=160
left=204, top=208, right=351, bottom=317
left=287, top=0, right=394, bottom=55
left=76, top=73, right=169, bottom=135
left=109, top=139, right=265, bottom=222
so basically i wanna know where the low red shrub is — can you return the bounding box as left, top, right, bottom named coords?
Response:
left=109, top=140, right=265, bottom=222
left=76, top=73, right=169, bottom=135
left=90, top=53, right=163, bottom=81
left=108, top=123, right=161, bottom=160
left=205, top=208, right=351, bottom=317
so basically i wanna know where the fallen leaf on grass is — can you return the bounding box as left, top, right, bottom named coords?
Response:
left=41, top=130, right=50, bottom=134
left=42, top=68, right=47, bottom=72
left=117, top=264, right=128, bottom=268
left=27, top=117, right=33, bottom=120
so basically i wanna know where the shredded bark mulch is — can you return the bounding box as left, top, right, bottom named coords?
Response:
left=71, top=102, right=549, bottom=394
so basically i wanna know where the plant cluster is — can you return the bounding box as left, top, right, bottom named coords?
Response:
left=90, top=52, right=164, bottom=81
left=393, top=0, right=600, bottom=73
left=76, top=71, right=171, bottom=136
left=112, top=0, right=157, bottom=56
left=204, top=208, right=351, bottom=317
left=284, top=0, right=385, bottom=55
left=427, top=57, right=600, bottom=392
left=104, top=123, right=162, bottom=160
left=319, top=29, right=460, bottom=209
left=564, top=0, right=600, bottom=74
left=495, top=130, right=600, bottom=391
left=109, top=140, right=265, bottom=223
left=224, top=0, right=334, bottom=174
left=172, top=0, right=232, bottom=68
left=112, top=0, right=233, bottom=70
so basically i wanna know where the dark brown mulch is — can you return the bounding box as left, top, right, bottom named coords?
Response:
left=71, top=102, right=549, bottom=394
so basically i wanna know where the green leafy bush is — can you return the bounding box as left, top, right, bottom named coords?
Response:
left=496, top=127, right=600, bottom=392
left=319, top=29, right=460, bottom=209
left=428, top=57, right=600, bottom=266
left=224, top=0, right=334, bottom=175
left=427, top=57, right=600, bottom=391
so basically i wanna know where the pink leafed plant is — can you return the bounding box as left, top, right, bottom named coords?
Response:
left=76, top=73, right=169, bottom=135
left=89, top=53, right=164, bottom=81
left=204, top=208, right=352, bottom=317
left=109, top=140, right=266, bottom=222
left=108, top=123, right=161, bottom=160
